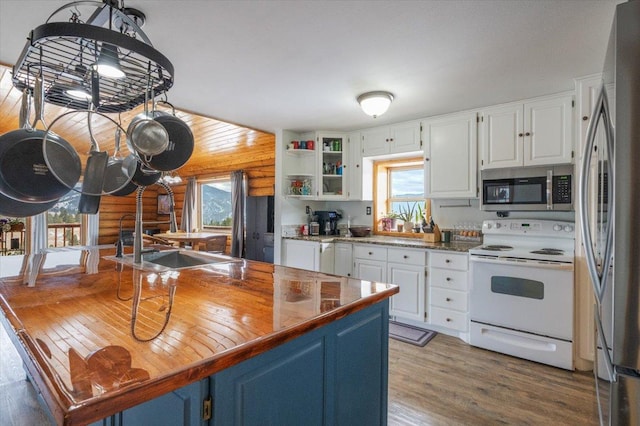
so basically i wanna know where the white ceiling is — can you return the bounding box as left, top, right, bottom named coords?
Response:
left=0, top=0, right=620, bottom=134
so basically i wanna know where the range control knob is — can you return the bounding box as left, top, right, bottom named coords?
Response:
left=553, top=224, right=563, bottom=231
left=485, top=223, right=492, bottom=230
left=494, top=223, right=502, bottom=229
left=564, top=225, right=574, bottom=233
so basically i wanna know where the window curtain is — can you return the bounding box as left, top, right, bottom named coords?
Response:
left=85, top=213, right=100, bottom=246
left=180, top=177, right=197, bottom=232
left=24, top=212, right=48, bottom=285
left=230, top=170, right=246, bottom=258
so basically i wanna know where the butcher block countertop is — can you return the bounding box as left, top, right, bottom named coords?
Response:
left=0, top=248, right=398, bottom=425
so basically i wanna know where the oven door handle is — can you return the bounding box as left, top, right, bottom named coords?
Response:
left=470, top=256, right=574, bottom=271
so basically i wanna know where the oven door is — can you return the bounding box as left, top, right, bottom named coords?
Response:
left=470, top=257, right=574, bottom=340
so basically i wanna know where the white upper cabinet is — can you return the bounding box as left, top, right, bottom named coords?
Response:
left=361, top=121, right=421, bottom=157
left=317, top=132, right=348, bottom=200
left=480, top=92, right=574, bottom=169
left=423, top=111, right=478, bottom=198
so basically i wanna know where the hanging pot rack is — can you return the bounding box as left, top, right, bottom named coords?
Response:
left=11, top=0, right=174, bottom=114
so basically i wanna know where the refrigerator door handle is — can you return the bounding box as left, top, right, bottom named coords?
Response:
left=595, top=305, right=615, bottom=381
left=579, top=85, right=614, bottom=304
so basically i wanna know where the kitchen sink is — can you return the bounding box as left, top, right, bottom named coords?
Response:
left=105, top=249, right=240, bottom=271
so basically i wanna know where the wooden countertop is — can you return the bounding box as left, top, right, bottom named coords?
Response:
left=0, top=249, right=398, bottom=425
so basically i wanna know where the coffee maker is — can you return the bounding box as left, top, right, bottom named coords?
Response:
left=315, top=210, right=342, bottom=235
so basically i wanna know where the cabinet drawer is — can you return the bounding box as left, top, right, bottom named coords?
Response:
left=353, top=245, right=387, bottom=261
left=387, top=248, right=426, bottom=266
left=430, top=287, right=468, bottom=312
left=430, top=307, right=469, bottom=332
left=430, top=268, right=468, bottom=291
left=430, top=251, right=468, bottom=271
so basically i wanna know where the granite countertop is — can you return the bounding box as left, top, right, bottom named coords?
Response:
left=283, top=234, right=481, bottom=253
left=0, top=248, right=398, bottom=425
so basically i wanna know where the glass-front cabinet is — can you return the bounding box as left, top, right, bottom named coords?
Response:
left=317, top=132, right=347, bottom=199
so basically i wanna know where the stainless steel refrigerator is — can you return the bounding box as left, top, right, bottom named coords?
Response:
left=579, top=1, right=640, bottom=424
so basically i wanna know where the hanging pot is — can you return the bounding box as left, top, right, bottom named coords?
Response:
left=142, top=101, right=194, bottom=172
left=130, top=161, right=161, bottom=187
left=126, top=114, right=170, bottom=157
left=103, top=128, right=137, bottom=194
left=0, top=79, right=80, bottom=205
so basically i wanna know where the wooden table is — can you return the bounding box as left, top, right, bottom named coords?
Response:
left=154, top=232, right=227, bottom=250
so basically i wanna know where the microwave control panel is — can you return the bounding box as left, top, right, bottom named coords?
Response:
left=552, top=175, right=572, bottom=204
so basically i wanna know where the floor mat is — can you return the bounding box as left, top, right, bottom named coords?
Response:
left=389, top=321, right=437, bottom=347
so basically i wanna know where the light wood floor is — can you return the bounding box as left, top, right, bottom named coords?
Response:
left=388, top=334, right=598, bottom=425
left=1, top=324, right=598, bottom=425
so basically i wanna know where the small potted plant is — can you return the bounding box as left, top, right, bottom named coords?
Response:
left=397, top=203, right=417, bottom=233
left=380, top=212, right=399, bottom=231
left=413, top=204, right=424, bottom=233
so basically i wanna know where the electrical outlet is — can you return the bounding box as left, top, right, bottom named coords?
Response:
left=305, top=206, right=310, bottom=214
left=366, top=206, right=371, bottom=215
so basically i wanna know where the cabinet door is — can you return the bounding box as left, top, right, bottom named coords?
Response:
left=347, top=131, right=362, bottom=200
left=524, top=94, right=574, bottom=166
left=354, top=259, right=386, bottom=282
left=480, top=103, right=523, bottom=169
left=424, top=112, right=478, bottom=198
left=119, top=379, right=209, bottom=426
left=334, top=243, right=353, bottom=277
left=361, top=127, right=390, bottom=157
left=317, top=133, right=347, bottom=199
left=318, top=242, right=335, bottom=274
left=282, top=240, right=319, bottom=271
left=390, top=121, right=421, bottom=153
left=387, top=262, right=425, bottom=322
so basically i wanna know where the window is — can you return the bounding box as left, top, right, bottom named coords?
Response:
left=47, top=187, right=82, bottom=247
left=200, top=177, right=232, bottom=229
left=374, top=158, right=426, bottom=234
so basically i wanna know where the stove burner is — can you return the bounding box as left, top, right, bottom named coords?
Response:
left=479, top=245, right=513, bottom=251
left=530, top=248, right=565, bottom=256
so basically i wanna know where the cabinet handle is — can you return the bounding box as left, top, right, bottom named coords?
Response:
left=390, top=138, right=394, bottom=142
left=446, top=297, right=452, bottom=302
left=446, top=277, right=452, bottom=282
left=385, top=138, right=390, bottom=142
left=518, top=133, right=524, bottom=137
left=356, top=164, right=360, bottom=168
left=582, top=116, right=589, bottom=121
left=403, top=255, right=408, bottom=259
left=525, top=132, right=531, bottom=136
left=445, top=259, right=451, bottom=263
left=425, top=157, right=430, bottom=162
left=368, top=252, right=373, bottom=255
left=446, top=318, right=452, bottom=322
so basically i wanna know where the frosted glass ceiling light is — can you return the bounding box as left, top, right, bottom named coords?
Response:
left=96, top=44, right=125, bottom=79
left=65, top=86, right=92, bottom=101
left=357, top=91, right=394, bottom=118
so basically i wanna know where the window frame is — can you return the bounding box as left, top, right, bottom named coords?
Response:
left=198, top=176, right=233, bottom=231
left=373, top=157, right=429, bottom=238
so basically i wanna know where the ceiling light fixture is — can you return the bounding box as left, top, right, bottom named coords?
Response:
left=357, top=91, right=394, bottom=118
left=95, top=44, right=125, bottom=79
left=65, top=85, right=92, bottom=101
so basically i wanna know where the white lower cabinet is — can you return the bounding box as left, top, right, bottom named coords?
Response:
left=282, top=239, right=334, bottom=273
left=352, top=244, right=427, bottom=322
left=427, top=251, right=470, bottom=341
left=333, top=243, right=353, bottom=277
left=353, top=244, right=387, bottom=281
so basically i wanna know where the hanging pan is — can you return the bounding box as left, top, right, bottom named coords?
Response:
left=126, top=87, right=169, bottom=162
left=0, top=78, right=81, bottom=207
left=141, top=100, right=194, bottom=172
left=102, top=128, right=137, bottom=194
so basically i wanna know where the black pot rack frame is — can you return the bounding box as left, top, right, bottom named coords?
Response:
left=11, top=6, right=174, bottom=114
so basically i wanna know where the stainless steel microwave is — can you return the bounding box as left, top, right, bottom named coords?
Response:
left=481, top=165, right=574, bottom=211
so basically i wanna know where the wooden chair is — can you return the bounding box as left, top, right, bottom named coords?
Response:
left=200, top=235, right=228, bottom=253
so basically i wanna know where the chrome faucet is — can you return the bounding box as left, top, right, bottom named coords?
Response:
left=115, top=213, right=136, bottom=258
left=133, top=181, right=178, bottom=264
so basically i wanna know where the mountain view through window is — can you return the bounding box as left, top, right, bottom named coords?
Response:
left=201, top=180, right=232, bottom=227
